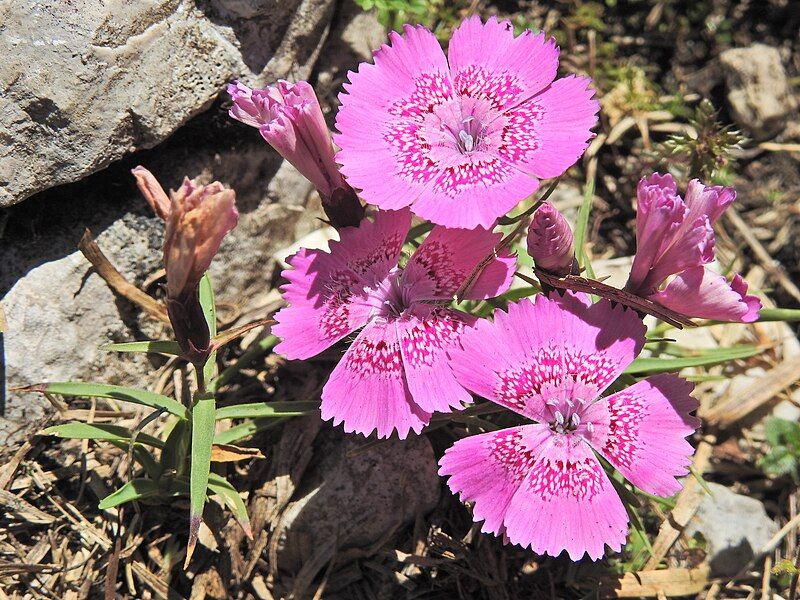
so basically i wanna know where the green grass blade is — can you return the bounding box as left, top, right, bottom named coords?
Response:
left=213, top=417, right=287, bottom=445
left=102, top=340, right=182, bottom=355
left=24, top=382, right=188, bottom=419
left=98, top=479, right=162, bottom=510
left=573, top=178, right=596, bottom=279
left=43, top=423, right=164, bottom=449
left=756, top=308, right=800, bottom=323
left=210, top=335, right=279, bottom=393
left=161, top=419, right=190, bottom=475
left=207, top=473, right=252, bottom=539
left=214, top=401, right=318, bottom=421
left=186, top=393, right=215, bottom=567
left=199, top=274, right=217, bottom=386
left=626, top=345, right=762, bottom=374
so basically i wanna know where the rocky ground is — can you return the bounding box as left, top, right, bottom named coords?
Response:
left=1, top=0, right=799, bottom=598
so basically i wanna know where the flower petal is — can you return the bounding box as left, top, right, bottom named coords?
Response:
left=397, top=307, right=474, bottom=414
left=321, top=320, right=430, bottom=439
left=649, top=267, right=762, bottom=323
left=439, top=425, right=550, bottom=535
left=448, top=16, right=559, bottom=110
left=599, top=374, right=699, bottom=497
left=403, top=224, right=515, bottom=301
left=683, top=179, right=736, bottom=227
left=503, top=431, right=629, bottom=560
left=273, top=209, right=411, bottom=359
left=499, top=76, right=599, bottom=180
left=449, top=294, right=646, bottom=420
left=334, top=24, right=452, bottom=211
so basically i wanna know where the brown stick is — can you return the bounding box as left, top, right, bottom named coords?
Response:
left=78, top=229, right=170, bottom=324
left=702, top=355, right=800, bottom=428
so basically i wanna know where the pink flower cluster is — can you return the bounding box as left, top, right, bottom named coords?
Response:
left=226, top=15, right=763, bottom=561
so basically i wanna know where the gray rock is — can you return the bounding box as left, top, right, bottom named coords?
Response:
left=0, top=105, right=321, bottom=445
left=719, top=44, right=797, bottom=139
left=0, top=0, right=335, bottom=206
left=684, top=482, right=778, bottom=577
left=275, top=428, right=440, bottom=574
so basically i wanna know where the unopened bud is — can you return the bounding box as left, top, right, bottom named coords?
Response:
left=526, top=202, right=575, bottom=276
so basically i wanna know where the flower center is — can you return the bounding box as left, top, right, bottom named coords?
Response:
left=547, top=399, right=595, bottom=436
left=367, top=268, right=414, bottom=319
left=441, top=115, right=483, bottom=154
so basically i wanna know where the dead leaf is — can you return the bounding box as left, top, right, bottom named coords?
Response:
left=211, top=444, right=265, bottom=463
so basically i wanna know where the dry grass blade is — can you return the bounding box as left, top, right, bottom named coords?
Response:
left=600, top=565, right=710, bottom=598
left=78, top=229, right=170, bottom=324
left=644, top=439, right=714, bottom=569
left=725, top=208, right=800, bottom=303
left=0, top=488, right=56, bottom=524
left=702, top=355, right=800, bottom=428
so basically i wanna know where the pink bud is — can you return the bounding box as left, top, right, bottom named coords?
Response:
left=526, top=202, right=575, bottom=276
left=132, top=166, right=171, bottom=220
left=163, top=178, right=239, bottom=301
left=227, top=80, right=363, bottom=228
left=133, top=169, right=239, bottom=365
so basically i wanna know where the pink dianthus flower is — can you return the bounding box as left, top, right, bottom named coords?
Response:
left=625, top=173, right=761, bottom=323
left=440, top=293, right=699, bottom=560
left=335, top=16, right=599, bottom=229
left=273, top=209, right=516, bottom=439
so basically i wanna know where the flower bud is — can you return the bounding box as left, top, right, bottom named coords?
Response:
left=133, top=167, right=239, bottom=365
left=526, top=202, right=575, bottom=276
left=227, top=80, right=364, bottom=228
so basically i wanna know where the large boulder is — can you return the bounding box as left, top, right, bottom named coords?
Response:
left=0, top=0, right=335, bottom=206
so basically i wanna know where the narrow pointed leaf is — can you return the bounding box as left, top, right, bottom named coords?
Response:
left=199, top=274, right=217, bottom=386
left=98, top=479, right=162, bottom=510
left=43, top=423, right=164, bottom=449
left=211, top=335, right=280, bottom=393
left=22, top=382, right=188, bottom=419
left=573, top=178, right=596, bottom=278
left=186, top=392, right=215, bottom=568
left=102, top=340, right=182, bottom=356
left=214, top=401, right=318, bottom=421
left=207, top=473, right=253, bottom=539
left=213, top=418, right=288, bottom=445
left=626, top=345, right=762, bottom=374
left=161, top=419, right=190, bottom=475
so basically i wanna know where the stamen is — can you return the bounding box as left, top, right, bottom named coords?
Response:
left=458, top=130, right=474, bottom=152
left=570, top=413, right=580, bottom=428
left=587, top=422, right=594, bottom=434
left=554, top=410, right=564, bottom=426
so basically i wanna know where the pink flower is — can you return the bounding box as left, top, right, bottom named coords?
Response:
left=526, top=202, right=575, bottom=276
left=227, top=80, right=363, bottom=228
left=624, top=173, right=760, bottom=323
left=133, top=167, right=239, bottom=364
left=335, top=16, right=599, bottom=229
left=440, top=293, right=699, bottom=560
left=272, top=208, right=516, bottom=439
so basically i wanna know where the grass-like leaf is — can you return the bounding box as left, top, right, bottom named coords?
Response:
left=43, top=423, right=164, bottom=449
left=102, top=340, right=182, bottom=355
left=207, top=473, right=253, bottom=539
left=573, top=178, right=596, bottom=279
left=213, top=417, right=288, bottom=445
left=625, top=345, right=762, bottom=374
left=98, top=479, right=162, bottom=510
left=23, top=382, right=188, bottom=419
left=186, top=393, right=215, bottom=568
left=199, top=274, right=217, bottom=386
left=214, top=401, right=318, bottom=421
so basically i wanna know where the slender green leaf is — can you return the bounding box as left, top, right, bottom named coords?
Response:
left=43, top=423, right=164, bottom=449
left=26, top=382, right=188, bottom=419
left=199, top=274, right=217, bottom=386
left=625, top=345, right=762, bottom=374
left=213, top=417, right=287, bottom=445
left=215, top=401, right=318, bottom=421
left=98, top=479, right=162, bottom=510
left=187, top=392, right=215, bottom=566
left=757, top=308, right=800, bottom=323
left=573, top=179, right=596, bottom=278
left=207, top=473, right=252, bottom=538
left=211, top=335, right=279, bottom=393
left=102, top=340, right=182, bottom=356
left=690, top=465, right=714, bottom=496
left=161, top=419, right=190, bottom=475
left=107, top=441, right=162, bottom=480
